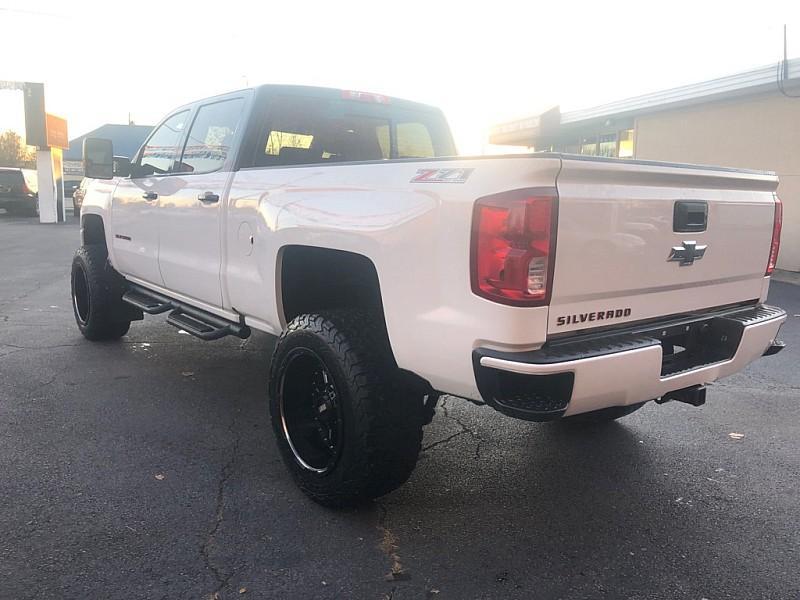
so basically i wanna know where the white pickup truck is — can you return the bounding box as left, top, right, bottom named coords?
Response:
left=73, top=85, right=786, bottom=506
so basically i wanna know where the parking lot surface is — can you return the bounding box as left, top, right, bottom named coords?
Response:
left=1, top=214, right=798, bottom=600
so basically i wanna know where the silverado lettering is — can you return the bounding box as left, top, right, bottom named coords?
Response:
left=556, top=308, right=632, bottom=327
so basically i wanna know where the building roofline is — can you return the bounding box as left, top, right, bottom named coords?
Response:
left=490, top=58, right=800, bottom=144
left=561, top=58, right=800, bottom=124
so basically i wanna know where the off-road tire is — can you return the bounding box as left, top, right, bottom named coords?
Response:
left=71, top=244, right=131, bottom=341
left=268, top=310, right=424, bottom=507
left=559, top=402, right=646, bottom=425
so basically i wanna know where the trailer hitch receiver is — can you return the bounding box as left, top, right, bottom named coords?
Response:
left=657, top=385, right=707, bottom=407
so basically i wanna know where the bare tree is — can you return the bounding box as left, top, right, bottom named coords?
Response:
left=0, top=130, right=37, bottom=168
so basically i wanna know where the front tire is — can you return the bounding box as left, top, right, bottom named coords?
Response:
left=71, top=245, right=131, bottom=341
left=268, top=310, right=424, bottom=507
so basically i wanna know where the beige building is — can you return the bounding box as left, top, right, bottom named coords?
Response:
left=490, top=59, right=800, bottom=272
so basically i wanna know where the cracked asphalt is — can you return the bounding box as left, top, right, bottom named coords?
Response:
left=1, top=214, right=799, bottom=600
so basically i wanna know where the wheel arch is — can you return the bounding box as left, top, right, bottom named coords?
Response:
left=276, top=244, right=436, bottom=400
left=278, top=244, right=386, bottom=325
left=81, top=213, right=107, bottom=248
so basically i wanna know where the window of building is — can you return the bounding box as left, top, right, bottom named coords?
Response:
left=140, top=110, right=190, bottom=174
left=618, top=129, right=634, bottom=158
left=177, top=98, right=244, bottom=174
left=580, top=136, right=597, bottom=155
left=598, top=133, right=616, bottom=157
left=562, top=142, right=580, bottom=154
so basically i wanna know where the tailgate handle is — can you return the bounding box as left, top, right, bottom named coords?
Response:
left=673, top=200, right=707, bottom=233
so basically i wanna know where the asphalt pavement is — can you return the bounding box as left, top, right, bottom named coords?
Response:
left=1, top=213, right=798, bottom=600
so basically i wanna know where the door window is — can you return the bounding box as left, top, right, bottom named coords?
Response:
left=176, top=98, right=244, bottom=174
left=139, top=110, right=190, bottom=175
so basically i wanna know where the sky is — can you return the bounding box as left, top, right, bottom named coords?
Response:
left=1, top=0, right=798, bottom=154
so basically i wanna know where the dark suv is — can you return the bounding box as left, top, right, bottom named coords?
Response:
left=0, top=168, right=39, bottom=217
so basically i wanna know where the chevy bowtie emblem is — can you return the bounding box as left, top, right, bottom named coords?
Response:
left=668, top=241, right=707, bottom=266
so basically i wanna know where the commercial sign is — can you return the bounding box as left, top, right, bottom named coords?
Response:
left=64, top=160, right=83, bottom=176
left=23, top=82, right=47, bottom=148
left=46, top=113, right=69, bottom=149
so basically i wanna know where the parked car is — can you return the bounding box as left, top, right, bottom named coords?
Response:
left=64, top=180, right=81, bottom=198
left=71, top=85, right=786, bottom=507
left=71, top=178, right=89, bottom=217
left=0, top=167, right=38, bottom=217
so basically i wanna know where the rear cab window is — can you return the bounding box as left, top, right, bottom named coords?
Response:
left=0, top=170, right=23, bottom=188
left=247, top=91, right=455, bottom=168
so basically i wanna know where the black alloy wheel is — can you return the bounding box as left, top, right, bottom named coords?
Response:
left=278, top=348, right=344, bottom=474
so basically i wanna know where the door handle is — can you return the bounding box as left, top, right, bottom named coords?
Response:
left=198, top=191, right=220, bottom=204
left=142, top=191, right=158, bottom=200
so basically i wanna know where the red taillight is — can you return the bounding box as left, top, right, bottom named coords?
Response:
left=341, top=90, right=391, bottom=104
left=470, top=188, right=557, bottom=306
left=766, top=196, right=783, bottom=275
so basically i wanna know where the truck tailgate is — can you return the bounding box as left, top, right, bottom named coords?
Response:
left=549, top=157, right=779, bottom=335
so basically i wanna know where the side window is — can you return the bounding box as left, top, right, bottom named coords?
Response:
left=255, top=95, right=390, bottom=167
left=139, top=111, right=190, bottom=175
left=176, top=98, right=244, bottom=174
left=396, top=122, right=435, bottom=158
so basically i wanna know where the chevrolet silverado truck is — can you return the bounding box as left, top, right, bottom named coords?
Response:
left=72, top=85, right=786, bottom=506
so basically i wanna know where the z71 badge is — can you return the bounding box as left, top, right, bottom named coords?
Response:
left=410, top=168, right=474, bottom=183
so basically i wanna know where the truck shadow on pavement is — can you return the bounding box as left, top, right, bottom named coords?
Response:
left=5, top=318, right=797, bottom=599
left=103, top=328, right=715, bottom=598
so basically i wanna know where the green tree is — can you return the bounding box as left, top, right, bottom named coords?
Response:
left=0, top=130, right=36, bottom=168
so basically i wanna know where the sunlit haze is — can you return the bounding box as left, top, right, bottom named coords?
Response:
left=1, top=0, right=798, bottom=154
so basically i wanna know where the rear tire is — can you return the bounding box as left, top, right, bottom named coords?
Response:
left=6, top=204, right=35, bottom=217
left=559, top=402, right=646, bottom=425
left=71, top=245, right=132, bottom=341
left=10, top=200, right=39, bottom=217
left=23, top=200, right=39, bottom=217
left=268, top=310, right=424, bottom=507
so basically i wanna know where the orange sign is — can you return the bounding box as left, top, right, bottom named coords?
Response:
left=45, top=113, right=69, bottom=149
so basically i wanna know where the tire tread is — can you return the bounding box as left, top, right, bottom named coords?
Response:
left=71, top=245, right=131, bottom=341
left=269, top=310, right=423, bottom=507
